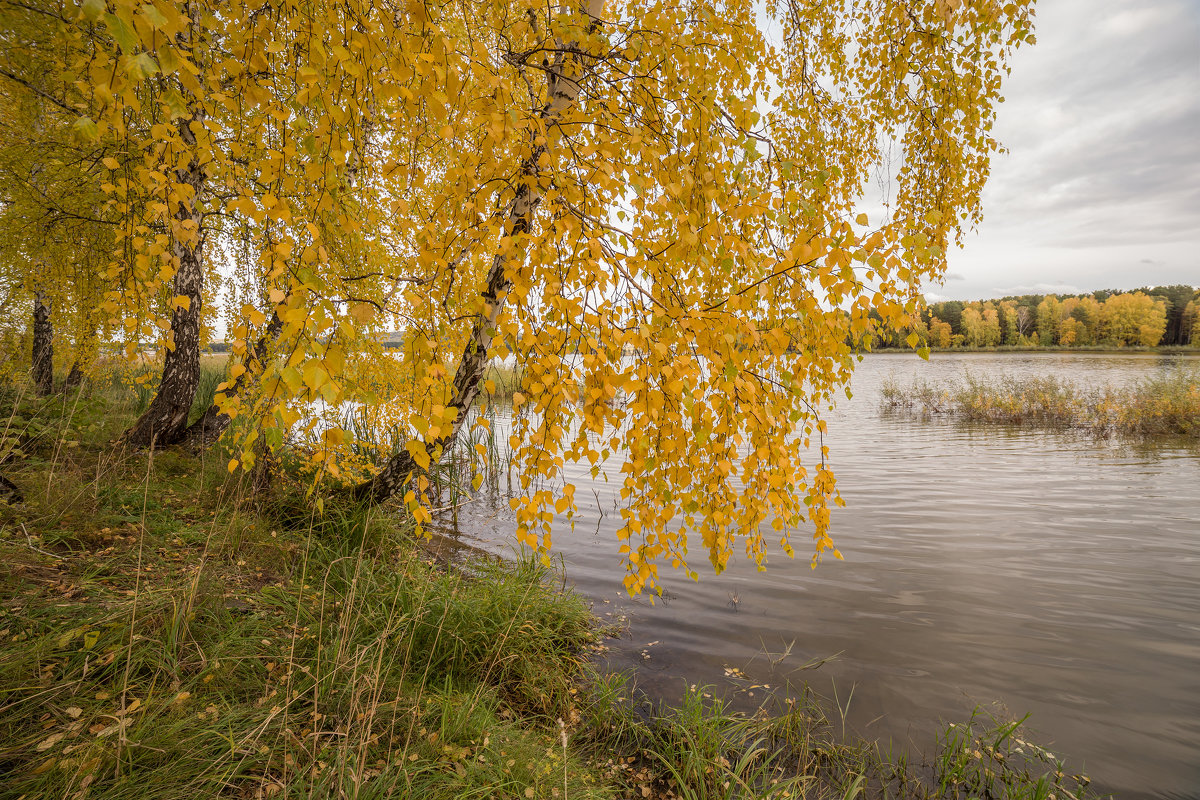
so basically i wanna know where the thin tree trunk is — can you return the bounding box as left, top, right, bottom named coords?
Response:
left=28, top=96, right=53, bottom=397
left=122, top=113, right=206, bottom=449
left=182, top=310, right=283, bottom=449
left=62, top=360, right=84, bottom=391
left=248, top=434, right=276, bottom=507
left=31, top=291, right=53, bottom=396
left=62, top=311, right=97, bottom=393
left=353, top=2, right=602, bottom=504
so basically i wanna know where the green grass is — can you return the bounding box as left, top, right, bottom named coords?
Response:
left=881, top=367, right=1200, bottom=438
left=572, top=675, right=1101, bottom=800
left=0, top=471, right=608, bottom=798
left=934, top=709, right=1098, bottom=800
left=0, top=386, right=1108, bottom=800
left=107, top=359, right=227, bottom=421
left=189, top=361, right=227, bottom=425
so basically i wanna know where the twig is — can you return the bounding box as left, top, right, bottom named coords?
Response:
left=20, top=522, right=64, bottom=560
left=429, top=496, right=476, bottom=514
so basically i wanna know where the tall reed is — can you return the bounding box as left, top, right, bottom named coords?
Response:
left=882, top=367, right=1199, bottom=438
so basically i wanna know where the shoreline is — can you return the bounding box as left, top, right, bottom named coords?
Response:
left=0, top=381, right=1109, bottom=799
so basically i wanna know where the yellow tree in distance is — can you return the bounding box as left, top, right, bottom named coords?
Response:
left=48, top=0, right=1035, bottom=595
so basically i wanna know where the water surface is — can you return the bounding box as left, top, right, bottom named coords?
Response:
left=435, top=352, right=1200, bottom=799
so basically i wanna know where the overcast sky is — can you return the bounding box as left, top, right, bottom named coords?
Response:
left=929, top=0, right=1200, bottom=302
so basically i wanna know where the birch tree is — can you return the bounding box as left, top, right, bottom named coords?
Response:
left=348, top=0, right=1038, bottom=593
left=47, top=0, right=1036, bottom=594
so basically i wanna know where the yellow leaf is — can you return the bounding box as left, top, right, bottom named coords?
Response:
left=139, top=2, right=168, bottom=28
left=244, top=305, right=267, bottom=326
left=280, top=367, right=303, bottom=393
left=72, top=116, right=99, bottom=144
left=406, top=441, right=430, bottom=470
left=81, top=0, right=104, bottom=21
left=349, top=302, right=375, bottom=323
left=302, top=363, right=329, bottom=392
left=126, top=52, right=159, bottom=81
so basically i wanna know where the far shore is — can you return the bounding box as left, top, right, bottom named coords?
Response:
left=863, top=345, right=1200, bottom=355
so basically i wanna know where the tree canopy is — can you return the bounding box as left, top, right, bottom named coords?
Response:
left=1, top=0, right=1036, bottom=594
left=873, top=286, right=1200, bottom=350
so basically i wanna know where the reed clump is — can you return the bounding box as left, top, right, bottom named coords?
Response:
left=483, top=361, right=525, bottom=401
left=882, top=367, right=1200, bottom=438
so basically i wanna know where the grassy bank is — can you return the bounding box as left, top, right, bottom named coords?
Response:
left=1, top=382, right=1105, bottom=799
left=882, top=368, right=1200, bottom=437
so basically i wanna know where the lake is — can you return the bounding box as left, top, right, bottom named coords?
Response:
left=432, top=352, right=1200, bottom=800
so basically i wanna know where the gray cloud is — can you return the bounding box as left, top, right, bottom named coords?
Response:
left=989, top=282, right=1083, bottom=297
left=945, top=0, right=1200, bottom=296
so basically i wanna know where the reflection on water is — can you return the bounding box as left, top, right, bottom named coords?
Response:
left=430, top=352, right=1200, bottom=800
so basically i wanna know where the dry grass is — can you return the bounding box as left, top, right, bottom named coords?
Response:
left=881, top=367, right=1200, bottom=438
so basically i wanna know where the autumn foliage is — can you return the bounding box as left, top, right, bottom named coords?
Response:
left=871, top=287, right=1199, bottom=351
left=1, top=0, right=1037, bottom=593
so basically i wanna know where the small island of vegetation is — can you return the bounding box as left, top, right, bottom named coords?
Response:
left=882, top=368, right=1200, bottom=438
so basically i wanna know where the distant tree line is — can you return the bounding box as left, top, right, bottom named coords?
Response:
left=866, top=285, right=1200, bottom=349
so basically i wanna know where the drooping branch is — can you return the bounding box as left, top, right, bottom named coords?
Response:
left=353, top=0, right=604, bottom=504
left=0, top=66, right=75, bottom=115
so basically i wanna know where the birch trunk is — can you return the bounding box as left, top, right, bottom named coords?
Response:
left=353, top=1, right=603, bottom=503
left=122, top=112, right=206, bottom=449
left=31, top=291, right=53, bottom=396
left=62, top=315, right=96, bottom=393
left=62, top=361, right=84, bottom=391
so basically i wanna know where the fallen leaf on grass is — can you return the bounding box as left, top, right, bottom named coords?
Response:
left=35, top=732, right=65, bottom=751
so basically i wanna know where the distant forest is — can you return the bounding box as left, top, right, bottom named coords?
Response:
left=869, top=285, right=1200, bottom=350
